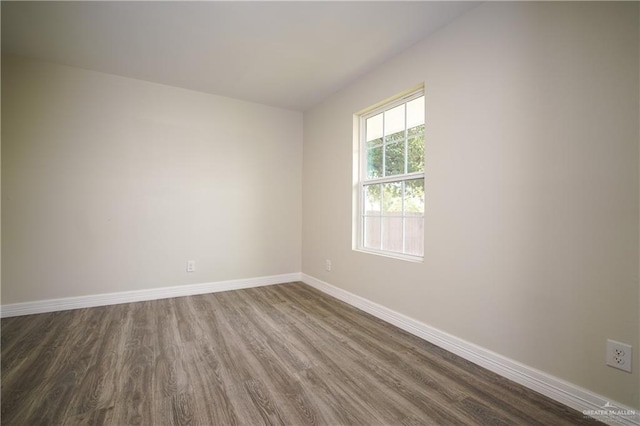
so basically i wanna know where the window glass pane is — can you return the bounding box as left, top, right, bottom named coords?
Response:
left=384, top=104, right=405, bottom=138
left=366, top=113, right=383, bottom=142
left=367, top=146, right=383, bottom=179
left=384, top=142, right=405, bottom=177
left=404, top=217, right=424, bottom=256
left=407, top=132, right=424, bottom=174
left=382, top=182, right=402, bottom=213
left=364, top=216, right=381, bottom=250
left=382, top=217, right=403, bottom=252
left=364, top=184, right=381, bottom=214
left=359, top=91, right=425, bottom=258
left=385, top=131, right=404, bottom=144
left=367, top=138, right=383, bottom=149
left=405, top=178, right=424, bottom=214
left=408, top=123, right=424, bottom=137
left=406, top=96, right=425, bottom=129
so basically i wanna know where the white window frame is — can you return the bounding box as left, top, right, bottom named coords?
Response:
left=355, top=88, right=425, bottom=262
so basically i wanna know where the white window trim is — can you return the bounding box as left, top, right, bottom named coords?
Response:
left=354, top=88, right=425, bottom=262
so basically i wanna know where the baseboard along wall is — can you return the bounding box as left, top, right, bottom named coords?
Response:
left=301, top=274, right=639, bottom=426
left=1, top=272, right=637, bottom=425
left=0, top=272, right=302, bottom=318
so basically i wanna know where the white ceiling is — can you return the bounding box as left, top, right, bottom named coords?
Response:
left=2, top=1, right=476, bottom=111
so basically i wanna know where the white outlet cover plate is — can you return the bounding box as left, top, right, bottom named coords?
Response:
left=606, top=339, right=632, bottom=373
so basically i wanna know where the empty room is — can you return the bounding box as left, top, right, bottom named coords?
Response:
left=1, top=1, right=639, bottom=425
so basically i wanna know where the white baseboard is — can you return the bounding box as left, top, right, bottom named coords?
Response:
left=0, top=272, right=302, bottom=318
left=2, top=272, right=637, bottom=425
left=301, top=273, right=639, bottom=426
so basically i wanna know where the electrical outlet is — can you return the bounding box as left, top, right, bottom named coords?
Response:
left=606, top=340, right=632, bottom=373
left=186, top=260, right=195, bottom=273
left=325, top=259, right=332, bottom=272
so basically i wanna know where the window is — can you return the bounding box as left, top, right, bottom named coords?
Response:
left=357, top=89, right=425, bottom=259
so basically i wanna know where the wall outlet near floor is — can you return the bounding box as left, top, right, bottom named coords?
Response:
left=606, top=340, right=632, bottom=373
left=325, top=259, right=332, bottom=272
left=186, top=260, right=196, bottom=273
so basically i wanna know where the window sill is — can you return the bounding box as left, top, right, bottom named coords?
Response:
left=353, top=247, right=424, bottom=263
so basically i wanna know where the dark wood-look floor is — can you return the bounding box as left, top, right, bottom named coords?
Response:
left=1, top=282, right=599, bottom=425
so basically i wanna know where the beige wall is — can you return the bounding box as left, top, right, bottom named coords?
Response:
left=302, top=2, right=639, bottom=408
left=2, top=55, right=302, bottom=304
